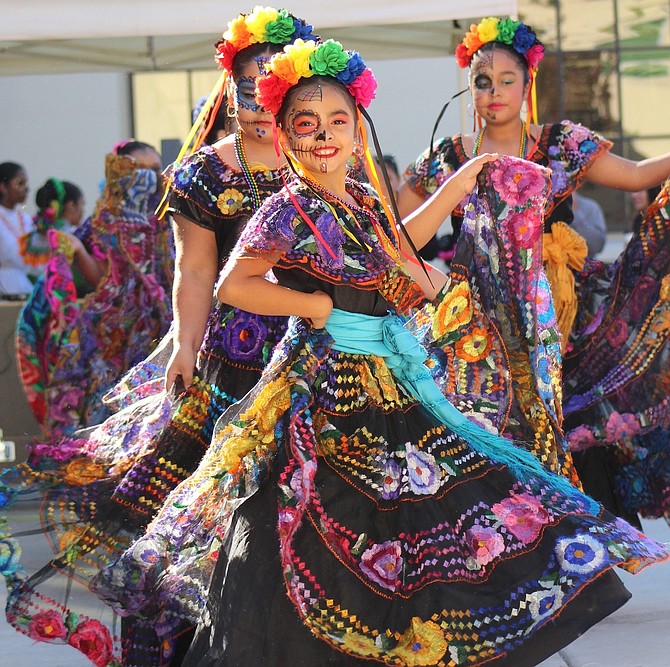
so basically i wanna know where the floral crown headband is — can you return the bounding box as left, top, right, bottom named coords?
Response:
left=256, top=39, right=377, bottom=116
left=455, top=17, right=544, bottom=71
left=214, top=6, right=317, bottom=74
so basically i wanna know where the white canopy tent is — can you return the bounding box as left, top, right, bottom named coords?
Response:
left=0, top=0, right=518, bottom=226
left=1, top=0, right=518, bottom=74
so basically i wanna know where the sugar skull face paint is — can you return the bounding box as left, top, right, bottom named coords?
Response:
left=254, top=54, right=270, bottom=75
left=280, top=82, right=356, bottom=180
left=233, top=55, right=276, bottom=141
left=236, top=76, right=261, bottom=112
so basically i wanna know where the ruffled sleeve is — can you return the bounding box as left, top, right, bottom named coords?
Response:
left=234, top=190, right=298, bottom=259
left=545, top=121, right=612, bottom=203
left=404, top=137, right=460, bottom=199
left=167, top=147, right=235, bottom=232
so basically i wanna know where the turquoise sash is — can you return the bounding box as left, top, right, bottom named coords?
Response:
left=325, top=308, right=595, bottom=508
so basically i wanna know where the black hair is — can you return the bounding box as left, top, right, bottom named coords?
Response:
left=114, top=140, right=158, bottom=157
left=0, top=161, right=25, bottom=185
left=471, top=41, right=532, bottom=85
left=647, top=185, right=662, bottom=204
left=35, top=179, right=83, bottom=212
left=379, top=154, right=399, bottom=178
left=232, top=42, right=285, bottom=81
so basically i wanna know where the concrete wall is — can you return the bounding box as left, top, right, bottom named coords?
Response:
left=0, top=71, right=133, bottom=218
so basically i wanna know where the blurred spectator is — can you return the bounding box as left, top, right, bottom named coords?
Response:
left=21, top=179, right=85, bottom=275
left=571, top=191, right=608, bottom=258
left=0, top=161, right=35, bottom=296
left=631, top=186, right=662, bottom=235
left=15, top=143, right=173, bottom=437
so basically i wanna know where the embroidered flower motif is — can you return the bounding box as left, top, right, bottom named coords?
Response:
left=48, top=387, right=85, bottom=429
left=509, top=211, right=542, bottom=249
left=604, top=411, right=640, bottom=443
left=314, top=211, right=345, bottom=265
left=222, top=312, right=269, bottom=361
left=359, top=540, right=403, bottom=591
left=535, top=283, right=554, bottom=325
left=28, top=438, right=83, bottom=464
left=380, top=458, right=402, bottom=500
left=139, top=546, right=161, bottom=565
left=341, top=630, right=382, bottom=657
left=59, top=526, right=86, bottom=552
left=605, top=317, right=629, bottom=347
left=465, top=525, right=505, bottom=565
left=526, top=585, right=565, bottom=621
left=0, top=537, right=21, bottom=576
left=278, top=506, right=299, bottom=539
left=628, top=277, right=657, bottom=322
left=556, top=534, right=606, bottom=574
left=27, top=610, right=68, bottom=641
left=63, top=458, right=107, bottom=486
left=549, top=161, right=569, bottom=194
left=67, top=619, right=114, bottom=667
left=217, top=188, right=245, bottom=215
left=567, top=424, right=598, bottom=451
left=433, top=281, right=473, bottom=337
left=579, top=139, right=597, bottom=154
left=455, top=327, right=492, bottom=362
left=406, top=446, right=441, bottom=495
left=492, top=493, right=550, bottom=544
left=491, top=160, right=546, bottom=208
left=392, top=617, right=448, bottom=665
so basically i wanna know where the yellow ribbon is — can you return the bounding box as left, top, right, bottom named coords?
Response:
left=542, top=221, right=587, bottom=351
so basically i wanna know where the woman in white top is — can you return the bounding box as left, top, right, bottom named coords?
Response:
left=0, top=161, right=35, bottom=296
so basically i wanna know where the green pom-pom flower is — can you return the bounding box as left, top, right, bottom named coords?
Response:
left=310, top=40, right=350, bottom=76
left=265, top=9, right=297, bottom=44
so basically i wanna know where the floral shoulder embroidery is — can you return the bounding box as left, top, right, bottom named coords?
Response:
left=405, top=136, right=463, bottom=198
left=235, top=179, right=421, bottom=308
left=544, top=121, right=612, bottom=202
left=168, top=145, right=282, bottom=223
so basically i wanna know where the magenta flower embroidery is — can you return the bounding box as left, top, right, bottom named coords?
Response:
left=509, top=211, right=542, bottom=249
left=465, top=525, right=505, bottom=565
left=491, top=160, right=546, bottom=208
left=604, top=412, right=640, bottom=443
left=359, top=540, right=403, bottom=591
left=27, top=610, right=68, bottom=641
left=605, top=318, right=629, bottom=348
left=492, top=492, right=549, bottom=543
left=567, top=425, right=598, bottom=451
left=68, top=619, right=113, bottom=667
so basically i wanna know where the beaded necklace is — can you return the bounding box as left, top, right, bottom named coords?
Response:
left=234, top=130, right=263, bottom=211
left=473, top=121, right=527, bottom=158
left=298, top=172, right=405, bottom=261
